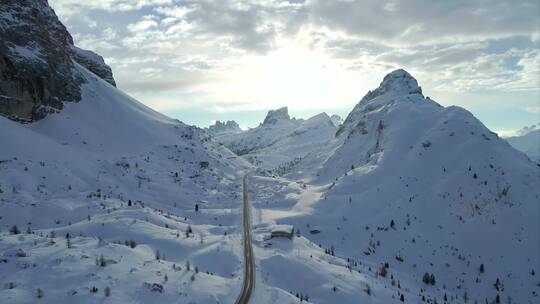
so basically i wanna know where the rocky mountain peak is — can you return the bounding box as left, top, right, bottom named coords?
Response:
left=207, top=120, right=241, bottom=135
left=336, top=69, right=430, bottom=138
left=263, top=107, right=290, bottom=125
left=330, top=114, right=343, bottom=127
left=360, top=69, right=423, bottom=105
left=380, top=69, right=421, bottom=94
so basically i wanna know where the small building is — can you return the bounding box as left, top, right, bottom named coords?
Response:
left=270, top=224, right=294, bottom=239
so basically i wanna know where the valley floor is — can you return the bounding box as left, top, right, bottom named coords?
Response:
left=2, top=169, right=539, bottom=304
left=0, top=173, right=451, bottom=304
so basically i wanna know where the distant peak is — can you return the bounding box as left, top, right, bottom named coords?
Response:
left=214, top=120, right=239, bottom=128
left=330, top=114, right=343, bottom=127
left=207, top=120, right=241, bottom=135
left=515, top=123, right=540, bottom=137
left=263, top=107, right=290, bottom=125
left=385, top=68, right=412, bottom=78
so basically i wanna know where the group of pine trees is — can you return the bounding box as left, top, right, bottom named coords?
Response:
left=422, top=273, right=436, bottom=285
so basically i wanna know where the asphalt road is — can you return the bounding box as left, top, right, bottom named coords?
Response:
left=235, top=174, right=254, bottom=304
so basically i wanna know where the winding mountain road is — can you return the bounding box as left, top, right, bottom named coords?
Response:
left=236, top=174, right=254, bottom=304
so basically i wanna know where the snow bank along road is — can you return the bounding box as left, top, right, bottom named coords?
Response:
left=236, top=174, right=254, bottom=304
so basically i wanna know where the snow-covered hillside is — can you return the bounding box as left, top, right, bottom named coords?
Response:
left=246, top=70, right=540, bottom=304
left=215, top=107, right=338, bottom=174
left=0, top=61, right=256, bottom=303
left=0, top=2, right=257, bottom=303
left=505, top=125, right=540, bottom=162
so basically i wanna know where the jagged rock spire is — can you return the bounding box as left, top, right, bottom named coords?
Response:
left=263, top=107, right=290, bottom=125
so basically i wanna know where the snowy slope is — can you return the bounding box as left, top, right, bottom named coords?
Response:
left=0, top=63, right=253, bottom=303
left=505, top=127, right=540, bottom=162
left=216, top=107, right=338, bottom=174
left=1, top=63, right=251, bottom=211
left=246, top=70, right=540, bottom=304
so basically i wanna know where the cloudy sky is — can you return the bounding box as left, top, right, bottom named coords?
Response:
left=49, top=0, right=539, bottom=134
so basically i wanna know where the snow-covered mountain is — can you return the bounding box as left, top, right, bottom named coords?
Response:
left=249, top=69, right=540, bottom=303
left=215, top=107, right=338, bottom=174
left=0, top=67, right=253, bottom=303
left=263, top=106, right=292, bottom=125
left=505, top=124, right=540, bottom=162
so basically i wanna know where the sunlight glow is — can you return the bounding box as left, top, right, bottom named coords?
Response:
left=205, top=42, right=379, bottom=113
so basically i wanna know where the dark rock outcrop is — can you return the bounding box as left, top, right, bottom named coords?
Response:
left=207, top=120, right=241, bottom=135
left=0, top=0, right=116, bottom=122
left=72, top=46, right=116, bottom=87
left=330, top=114, right=343, bottom=127
left=263, top=107, right=290, bottom=125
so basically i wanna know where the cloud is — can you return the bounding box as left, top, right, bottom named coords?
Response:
left=167, top=1, right=281, bottom=53
left=121, top=79, right=201, bottom=93
left=127, top=15, right=159, bottom=32
left=496, top=129, right=519, bottom=137
left=48, top=0, right=539, bottom=127
left=49, top=0, right=175, bottom=17
left=303, top=0, right=539, bottom=46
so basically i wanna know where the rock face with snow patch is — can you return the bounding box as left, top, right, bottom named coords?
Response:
left=337, top=69, right=425, bottom=137
left=71, top=46, right=116, bottom=87
left=330, top=114, right=343, bottom=127
left=263, top=106, right=291, bottom=125
left=0, top=0, right=115, bottom=122
left=0, top=0, right=82, bottom=122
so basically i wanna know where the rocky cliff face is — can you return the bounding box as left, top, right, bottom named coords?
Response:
left=71, top=46, right=116, bottom=87
left=207, top=120, right=241, bottom=135
left=0, top=0, right=115, bottom=122
left=262, top=106, right=291, bottom=125
left=330, top=114, right=343, bottom=127
left=336, top=69, right=426, bottom=137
